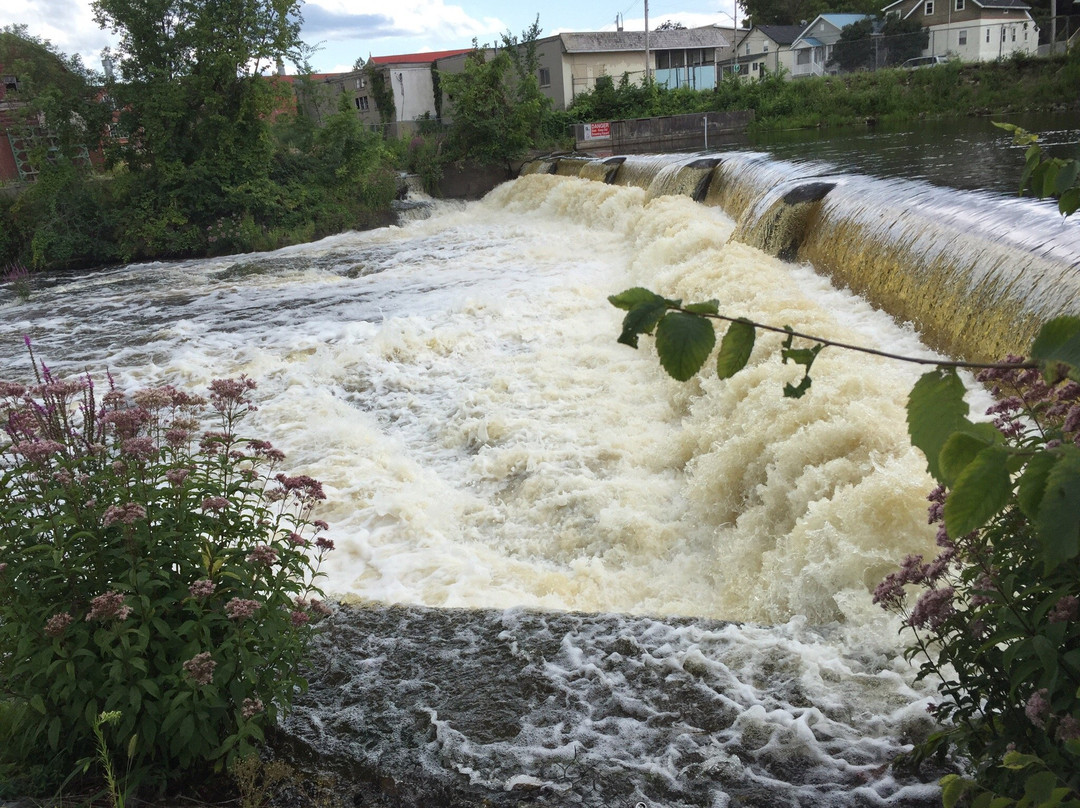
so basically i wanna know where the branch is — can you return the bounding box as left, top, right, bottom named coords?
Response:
left=670, top=305, right=1038, bottom=371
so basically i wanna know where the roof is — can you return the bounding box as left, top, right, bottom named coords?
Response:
left=558, top=27, right=731, bottom=53
left=755, top=25, right=805, bottom=45
left=369, top=49, right=473, bottom=65
left=815, top=14, right=874, bottom=28
left=972, top=0, right=1032, bottom=8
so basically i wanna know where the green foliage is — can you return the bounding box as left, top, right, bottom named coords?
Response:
left=996, top=124, right=1080, bottom=217
left=0, top=345, right=334, bottom=795
left=364, top=61, right=396, bottom=124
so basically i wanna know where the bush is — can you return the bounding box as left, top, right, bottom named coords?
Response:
left=0, top=343, right=334, bottom=796
left=875, top=355, right=1080, bottom=802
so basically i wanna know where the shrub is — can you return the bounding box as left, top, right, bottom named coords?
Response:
left=0, top=342, right=334, bottom=796
left=875, top=354, right=1080, bottom=803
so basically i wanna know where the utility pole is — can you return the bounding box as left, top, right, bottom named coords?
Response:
left=644, top=0, right=651, bottom=83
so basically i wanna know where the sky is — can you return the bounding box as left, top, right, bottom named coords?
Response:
left=1, top=0, right=739, bottom=76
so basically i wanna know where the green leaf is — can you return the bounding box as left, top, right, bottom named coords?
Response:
left=1055, top=160, right=1079, bottom=195
left=941, top=774, right=970, bottom=808
left=617, top=298, right=670, bottom=349
left=716, top=319, right=755, bottom=380
left=654, top=312, right=716, bottom=382
left=1059, top=187, right=1080, bottom=217
left=608, top=287, right=665, bottom=311
left=1030, top=316, right=1080, bottom=382
left=1023, top=771, right=1057, bottom=804
left=907, top=368, right=972, bottom=483
left=1003, top=750, right=1043, bottom=770
left=939, top=429, right=997, bottom=487
left=30, top=694, right=45, bottom=715
left=683, top=300, right=720, bottom=315
left=1018, top=451, right=1060, bottom=520
left=1033, top=449, right=1080, bottom=570
left=944, top=445, right=1011, bottom=538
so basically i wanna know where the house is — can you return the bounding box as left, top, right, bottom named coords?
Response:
left=721, top=24, right=804, bottom=79
left=790, top=14, right=874, bottom=77
left=0, top=35, right=102, bottom=184
left=287, top=49, right=470, bottom=137
left=436, top=26, right=734, bottom=111
left=881, top=0, right=1037, bottom=60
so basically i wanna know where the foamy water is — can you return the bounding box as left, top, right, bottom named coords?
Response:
left=3, top=173, right=970, bottom=803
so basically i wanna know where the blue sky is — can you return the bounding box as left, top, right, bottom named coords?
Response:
left=2, top=0, right=737, bottom=76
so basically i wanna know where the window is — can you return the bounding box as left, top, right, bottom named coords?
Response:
left=986, top=27, right=991, bottom=42
left=355, top=96, right=369, bottom=111
left=752, top=61, right=759, bottom=71
left=1002, top=27, right=1007, bottom=41
left=955, top=0, right=964, bottom=9
left=958, top=29, right=967, bottom=45
left=745, top=43, right=751, bottom=54
left=1011, top=27, right=1016, bottom=41
left=764, top=43, right=770, bottom=51
left=924, top=0, right=934, bottom=14
left=2, top=75, right=18, bottom=92
left=797, top=49, right=810, bottom=64
left=538, top=67, right=550, bottom=86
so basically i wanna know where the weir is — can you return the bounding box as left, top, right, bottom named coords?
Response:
left=0, top=163, right=1025, bottom=805
left=522, top=152, right=1080, bottom=362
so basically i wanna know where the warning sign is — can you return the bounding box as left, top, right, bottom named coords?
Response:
left=584, top=122, right=611, bottom=139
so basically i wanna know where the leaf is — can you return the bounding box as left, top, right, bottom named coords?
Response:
left=907, top=368, right=972, bottom=483
left=944, top=445, right=1011, bottom=538
left=608, top=287, right=665, bottom=311
left=1033, top=449, right=1080, bottom=570
left=938, top=429, right=996, bottom=487
left=716, top=319, right=755, bottom=380
left=1055, top=159, right=1079, bottom=195
left=617, top=298, right=670, bottom=349
left=1017, top=451, right=1059, bottom=520
left=654, top=312, right=716, bottom=382
left=780, top=329, right=824, bottom=399
left=683, top=300, right=720, bottom=315
left=1030, top=316, right=1080, bottom=382
left=941, top=774, right=970, bottom=808
left=1023, top=771, right=1057, bottom=804
left=1059, top=187, right=1080, bottom=217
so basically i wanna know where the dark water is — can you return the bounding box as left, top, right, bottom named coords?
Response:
left=743, top=110, right=1080, bottom=193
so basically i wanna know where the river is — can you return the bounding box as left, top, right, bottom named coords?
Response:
left=2, top=120, right=1078, bottom=805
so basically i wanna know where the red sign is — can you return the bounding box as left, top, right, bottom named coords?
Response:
left=585, top=122, right=610, bottom=139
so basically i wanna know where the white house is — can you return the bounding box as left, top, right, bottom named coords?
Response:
left=881, top=0, right=1038, bottom=60
left=790, top=14, right=874, bottom=77
left=722, top=24, right=804, bottom=79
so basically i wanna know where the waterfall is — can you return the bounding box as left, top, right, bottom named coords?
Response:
left=527, top=152, right=1080, bottom=361
left=2, top=166, right=1002, bottom=805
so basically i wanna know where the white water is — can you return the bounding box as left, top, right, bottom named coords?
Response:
left=3, top=174, right=964, bottom=802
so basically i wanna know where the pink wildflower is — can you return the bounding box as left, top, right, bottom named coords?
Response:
left=12, top=439, right=65, bottom=462
left=274, top=473, right=326, bottom=502
left=165, top=468, right=191, bottom=486
left=44, top=612, right=74, bottom=637
left=102, top=502, right=147, bottom=528
left=241, top=697, right=264, bottom=719
left=1025, top=688, right=1050, bottom=729
left=247, top=545, right=278, bottom=566
left=122, top=436, right=157, bottom=459
left=315, top=536, right=335, bottom=552
left=188, top=579, right=216, bottom=599
left=225, top=598, right=261, bottom=621
left=290, top=609, right=310, bottom=627
left=85, top=591, right=132, bottom=622
left=1057, top=715, right=1080, bottom=742
left=310, top=599, right=333, bottom=617
left=908, top=587, right=956, bottom=630
left=183, top=652, right=216, bottom=686
left=208, top=377, right=257, bottom=412
left=312, top=520, right=329, bottom=531
left=287, top=532, right=308, bottom=547
left=1048, top=595, right=1078, bottom=624
left=200, top=496, right=229, bottom=512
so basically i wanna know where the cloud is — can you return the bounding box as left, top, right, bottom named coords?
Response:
left=302, top=0, right=503, bottom=43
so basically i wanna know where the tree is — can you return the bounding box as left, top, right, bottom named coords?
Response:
left=91, top=0, right=307, bottom=254
left=441, top=19, right=553, bottom=169
left=829, top=16, right=928, bottom=71
left=656, top=20, right=687, bottom=30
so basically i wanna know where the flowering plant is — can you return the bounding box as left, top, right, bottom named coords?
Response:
left=876, top=332, right=1080, bottom=803
left=0, top=342, right=333, bottom=795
